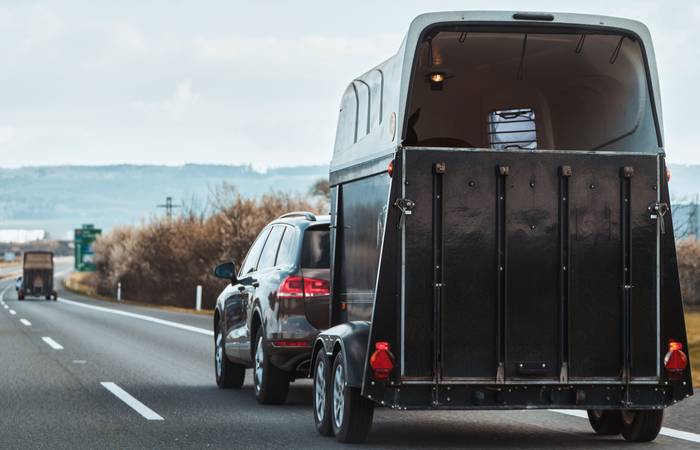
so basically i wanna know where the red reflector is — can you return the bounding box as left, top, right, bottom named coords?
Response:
left=277, top=276, right=330, bottom=299
left=664, top=339, right=688, bottom=380
left=369, top=341, right=395, bottom=381
left=387, top=160, right=394, bottom=177
left=272, top=340, right=311, bottom=348
left=666, top=168, right=672, bottom=182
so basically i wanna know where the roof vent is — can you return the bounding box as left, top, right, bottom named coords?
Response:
left=513, top=12, right=554, bottom=21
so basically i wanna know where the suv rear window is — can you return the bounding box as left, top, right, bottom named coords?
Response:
left=301, top=227, right=330, bottom=269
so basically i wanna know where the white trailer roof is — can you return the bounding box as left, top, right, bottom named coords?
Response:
left=330, top=11, right=662, bottom=172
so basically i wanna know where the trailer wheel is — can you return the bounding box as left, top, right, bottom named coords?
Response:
left=620, top=410, right=663, bottom=442
left=214, top=324, right=245, bottom=389
left=586, top=410, right=622, bottom=435
left=253, top=332, right=289, bottom=404
left=331, top=351, right=374, bottom=443
left=313, top=351, right=333, bottom=436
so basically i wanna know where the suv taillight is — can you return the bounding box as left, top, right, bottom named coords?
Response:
left=277, top=276, right=330, bottom=299
left=369, top=341, right=395, bottom=381
left=664, top=339, right=688, bottom=381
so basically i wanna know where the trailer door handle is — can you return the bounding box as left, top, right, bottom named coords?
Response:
left=648, top=202, right=669, bottom=234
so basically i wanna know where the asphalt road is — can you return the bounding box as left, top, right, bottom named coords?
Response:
left=1, top=270, right=699, bottom=449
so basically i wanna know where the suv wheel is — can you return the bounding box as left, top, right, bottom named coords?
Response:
left=313, top=351, right=333, bottom=436
left=253, top=332, right=289, bottom=404
left=215, top=325, right=245, bottom=389
left=331, top=351, right=374, bottom=443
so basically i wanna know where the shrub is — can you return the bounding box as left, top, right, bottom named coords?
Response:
left=677, top=239, right=700, bottom=308
left=91, top=185, right=321, bottom=309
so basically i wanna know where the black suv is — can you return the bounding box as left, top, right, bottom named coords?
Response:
left=213, top=212, right=330, bottom=404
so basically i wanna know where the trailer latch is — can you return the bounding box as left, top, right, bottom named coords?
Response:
left=647, top=202, right=669, bottom=234
left=394, top=198, right=415, bottom=229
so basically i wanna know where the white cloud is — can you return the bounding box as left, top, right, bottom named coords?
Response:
left=0, top=126, right=16, bottom=145
left=132, top=79, right=200, bottom=121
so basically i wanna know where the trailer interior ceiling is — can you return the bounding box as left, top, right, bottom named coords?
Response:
left=404, top=30, right=660, bottom=152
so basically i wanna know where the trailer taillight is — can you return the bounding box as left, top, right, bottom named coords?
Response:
left=277, top=276, right=330, bottom=299
left=664, top=339, right=688, bottom=380
left=369, top=341, right=395, bottom=381
left=387, top=160, right=394, bottom=177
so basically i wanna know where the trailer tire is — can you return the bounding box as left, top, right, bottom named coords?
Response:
left=214, top=324, right=245, bottom=389
left=253, top=333, right=289, bottom=404
left=587, top=410, right=622, bottom=435
left=18, top=290, right=24, bottom=301
left=313, top=351, right=333, bottom=436
left=331, top=351, right=374, bottom=443
left=620, top=410, right=663, bottom=442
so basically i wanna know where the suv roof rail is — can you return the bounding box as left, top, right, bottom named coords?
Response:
left=278, top=211, right=317, bottom=221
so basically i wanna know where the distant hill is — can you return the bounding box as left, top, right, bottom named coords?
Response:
left=0, top=164, right=328, bottom=238
left=0, top=162, right=697, bottom=240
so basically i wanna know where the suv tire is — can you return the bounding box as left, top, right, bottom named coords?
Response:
left=253, top=332, right=289, bottom=404
left=215, top=325, right=245, bottom=389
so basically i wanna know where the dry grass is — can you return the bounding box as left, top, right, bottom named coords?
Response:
left=686, top=312, right=700, bottom=387
left=91, top=184, right=323, bottom=309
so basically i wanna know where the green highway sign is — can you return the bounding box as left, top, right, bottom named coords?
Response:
left=74, top=224, right=101, bottom=272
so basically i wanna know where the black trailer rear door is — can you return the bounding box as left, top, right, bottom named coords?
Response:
left=401, top=149, right=659, bottom=383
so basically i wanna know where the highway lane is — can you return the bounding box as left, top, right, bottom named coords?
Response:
left=1, top=274, right=698, bottom=449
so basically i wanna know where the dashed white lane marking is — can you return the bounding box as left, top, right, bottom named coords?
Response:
left=552, top=410, right=700, bottom=444
left=3, top=305, right=7, bottom=309
left=41, top=337, right=64, bottom=350
left=58, top=297, right=213, bottom=336
left=9, top=309, right=16, bottom=315
left=20, top=318, right=31, bottom=326
left=100, top=382, right=164, bottom=421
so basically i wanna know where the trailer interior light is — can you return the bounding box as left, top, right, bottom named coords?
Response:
left=277, top=276, right=330, bottom=300
left=387, top=160, right=394, bottom=177
left=370, top=341, right=395, bottom=381
left=664, top=339, right=688, bottom=380
left=427, top=72, right=445, bottom=91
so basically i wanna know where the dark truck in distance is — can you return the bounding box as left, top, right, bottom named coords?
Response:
left=310, top=11, right=693, bottom=444
left=18, top=251, right=57, bottom=301
left=213, top=212, right=330, bottom=404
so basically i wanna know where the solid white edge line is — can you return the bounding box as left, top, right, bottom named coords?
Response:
left=57, top=297, right=213, bottom=336
left=0, top=284, right=10, bottom=302
left=100, top=382, right=164, bottom=421
left=9, top=309, right=16, bottom=315
left=41, top=336, right=64, bottom=350
left=551, top=409, right=700, bottom=444
left=20, top=318, right=31, bottom=326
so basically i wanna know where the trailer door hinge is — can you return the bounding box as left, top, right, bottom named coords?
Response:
left=394, top=198, right=415, bottom=229
left=647, top=202, right=669, bottom=234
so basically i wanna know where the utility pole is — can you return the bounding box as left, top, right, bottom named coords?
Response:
left=157, top=196, right=181, bottom=219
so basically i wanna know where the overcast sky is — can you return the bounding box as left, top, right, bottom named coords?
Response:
left=0, top=1, right=698, bottom=169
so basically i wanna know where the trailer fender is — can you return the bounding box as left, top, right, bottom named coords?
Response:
left=310, top=321, right=370, bottom=388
